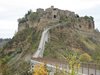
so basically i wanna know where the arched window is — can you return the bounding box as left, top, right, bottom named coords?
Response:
left=88, top=24, right=91, bottom=29
left=54, top=15, right=56, bottom=18
left=53, top=8, right=56, bottom=10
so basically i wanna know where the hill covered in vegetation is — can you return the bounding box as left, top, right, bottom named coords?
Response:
left=0, top=6, right=100, bottom=75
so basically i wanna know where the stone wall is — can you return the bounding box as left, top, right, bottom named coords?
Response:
left=75, top=17, right=94, bottom=32
left=18, top=22, right=29, bottom=31
left=18, top=6, right=95, bottom=32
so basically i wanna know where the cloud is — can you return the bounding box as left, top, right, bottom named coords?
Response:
left=0, top=20, right=17, bottom=30
left=0, top=0, right=100, bottom=11
left=0, top=0, right=100, bottom=38
left=0, top=20, right=18, bottom=38
left=0, top=29, right=15, bottom=38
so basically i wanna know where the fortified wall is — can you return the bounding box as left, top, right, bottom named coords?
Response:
left=18, top=6, right=95, bottom=32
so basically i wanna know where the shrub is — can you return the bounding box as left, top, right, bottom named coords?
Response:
left=28, top=12, right=40, bottom=22
left=18, top=17, right=27, bottom=24
left=84, top=16, right=90, bottom=20
left=80, top=53, right=92, bottom=62
left=33, top=63, right=48, bottom=75
left=25, top=10, right=32, bottom=19
left=65, top=51, right=80, bottom=75
left=90, top=16, right=94, bottom=20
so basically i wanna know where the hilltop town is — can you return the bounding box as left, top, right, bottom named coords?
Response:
left=18, top=6, right=94, bottom=32
left=0, top=6, right=100, bottom=75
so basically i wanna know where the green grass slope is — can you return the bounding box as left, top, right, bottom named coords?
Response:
left=44, top=25, right=100, bottom=62
left=0, top=28, right=41, bottom=75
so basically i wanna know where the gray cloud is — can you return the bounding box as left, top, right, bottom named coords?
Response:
left=0, top=29, right=16, bottom=38
left=0, top=0, right=100, bottom=38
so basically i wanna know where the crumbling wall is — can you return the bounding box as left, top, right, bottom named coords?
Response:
left=18, top=6, right=95, bottom=32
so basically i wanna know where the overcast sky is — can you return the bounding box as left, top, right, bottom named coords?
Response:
left=0, top=0, right=100, bottom=38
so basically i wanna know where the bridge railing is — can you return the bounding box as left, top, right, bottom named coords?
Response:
left=31, top=58, right=100, bottom=75
left=79, top=62, right=100, bottom=75
left=47, top=62, right=100, bottom=75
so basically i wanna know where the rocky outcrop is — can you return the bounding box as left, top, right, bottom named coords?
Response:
left=18, top=6, right=95, bottom=32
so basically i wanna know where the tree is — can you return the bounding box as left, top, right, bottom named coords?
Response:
left=28, top=12, right=39, bottom=22
left=25, top=9, right=32, bottom=18
left=64, top=50, right=80, bottom=75
left=33, top=63, right=48, bottom=75
left=90, top=16, right=94, bottom=20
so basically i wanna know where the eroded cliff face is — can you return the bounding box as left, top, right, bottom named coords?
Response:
left=18, top=6, right=94, bottom=32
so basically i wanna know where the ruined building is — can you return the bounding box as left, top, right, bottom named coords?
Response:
left=18, top=6, right=95, bottom=32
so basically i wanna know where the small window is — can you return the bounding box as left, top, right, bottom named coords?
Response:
left=32, top=66, right=34, bottom=68
left=79, top=25, right=81, bottom=28
left=88, top=24, right=91, bottom=29
left=53, top=8, right=56, bottom=10
left=54, top=15, right=56, bottom=18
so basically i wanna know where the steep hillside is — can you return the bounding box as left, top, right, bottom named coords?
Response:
left=44, top=25, right=100, bottom=61
left=0, top=28, right=42, bottom=75
left=0, top=6, right=100, bottom=75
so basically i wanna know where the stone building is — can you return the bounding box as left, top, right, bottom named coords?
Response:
left=18, top=6, right=95, bottom=32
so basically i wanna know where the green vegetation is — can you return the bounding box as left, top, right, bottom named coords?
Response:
left=60, top=15, right=68, bottom=22
left=44, top=26, right=100, bottom=63
left=0, top=61, right=31, bottom=75
left=18, top=10, right=32, bottom=24
left=54, top=69, right=67, bottom=75
left=44, top=27, right=78, bottom=59
left=65, top=51, right=80, bottom=75
left=59, top=15, right=76, bottom=24
left=93, top=49, right=100, bottom=63
left=0, top=48, right=2, bottom=51
left=33, top=63, right=48, bottom=75
left=80, top=53, right=92, bottom=62
left=18, top=10, right=40, bottom=24
left=0, top=28, right=42, bottom=75
left=3, top=28, right=41, bottom=52
left=1, top=7, right=100, bottom=75
left=84, top=16, right=93, bottom=20
left=28, top=12, right=40, bottom=22
left=84, top=16, right=90, bottom=20
left=18, top=17, right=27, bottom=24
left=1, top=55, right=12, bottom=64
left=0, top=38, right=10, bottom=48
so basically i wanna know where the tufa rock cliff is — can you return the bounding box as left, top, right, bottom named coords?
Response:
left=18, top=6, right=94, bottom=32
